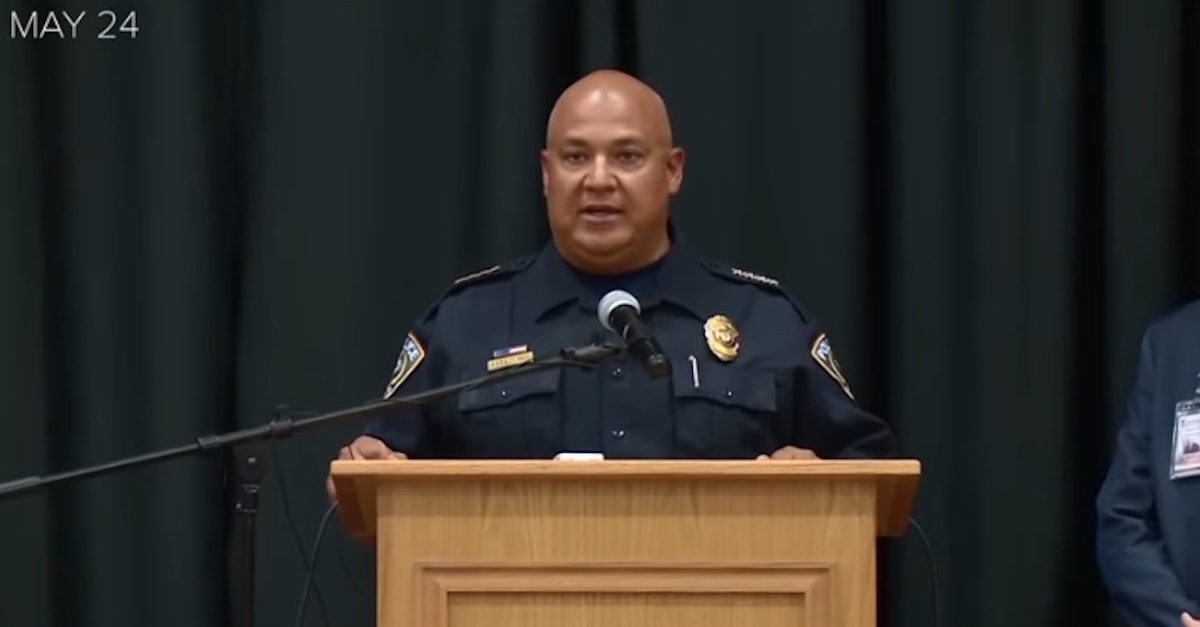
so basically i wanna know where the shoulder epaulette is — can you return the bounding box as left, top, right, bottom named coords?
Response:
left=728, top=266, right=781, bottom=287
left=700, top=259, right=781, bottom=288
left=408, top=257, right=532, bottom=328
left=450, top=257, right=531, bottom=288
left=699, top=259, right=813, bottom=323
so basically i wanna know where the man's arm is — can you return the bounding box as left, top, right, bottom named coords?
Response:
left=360, top=323, right=437, bottom=457
left=324, top=322, right=438, bottom=536
left=791, top=329, right=896, bottom=459
left=1096, top=331, right=1200, bottom=626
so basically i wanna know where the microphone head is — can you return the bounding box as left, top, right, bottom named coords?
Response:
left=597, top=289, right=640, bottom=332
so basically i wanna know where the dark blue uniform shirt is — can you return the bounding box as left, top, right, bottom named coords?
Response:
left=363, top=227, right=896, bottom=461
left=1097, top=300, right=1200, bottom=626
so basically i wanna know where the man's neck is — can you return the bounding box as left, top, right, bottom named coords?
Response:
left=559, top=238, right=671, bottom=277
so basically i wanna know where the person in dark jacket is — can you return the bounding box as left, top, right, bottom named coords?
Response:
left=1097, top=300, right=1200, bottom=627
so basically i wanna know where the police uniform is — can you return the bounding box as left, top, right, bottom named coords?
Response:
left=1097, top=300, right=1200, bottom=626
left=363, top=224, right=896, bottom=461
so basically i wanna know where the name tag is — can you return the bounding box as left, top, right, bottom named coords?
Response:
left=1171, top=399, right=1200, bottom=480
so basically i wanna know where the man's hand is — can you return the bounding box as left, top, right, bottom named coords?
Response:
left=324, top=435, right=407, bottom=505
left=1182, top=612, right=1200, bottom=627
left=756, top=446, right=820, bottom=460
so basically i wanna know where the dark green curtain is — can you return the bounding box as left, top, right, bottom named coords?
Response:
left=1, top=1, right=1197, bottom=626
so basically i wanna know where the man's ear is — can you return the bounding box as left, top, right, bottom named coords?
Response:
left=539, top=149, right=550, bottom=197
left=666, top=147, right=685, bottom=194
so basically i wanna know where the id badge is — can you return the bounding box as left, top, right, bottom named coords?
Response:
left=1170, top=398, right=1200, bottom=480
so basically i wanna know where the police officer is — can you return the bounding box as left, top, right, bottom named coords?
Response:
left=325, top=70, right=896, bottom=503
left=1097, top=301, right=1200, bottom=627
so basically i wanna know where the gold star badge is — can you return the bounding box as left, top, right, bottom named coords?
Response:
left=704, top=315, right=740, bottom=362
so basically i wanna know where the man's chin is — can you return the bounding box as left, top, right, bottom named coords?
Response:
left=572, top=229, right=632, bottom=255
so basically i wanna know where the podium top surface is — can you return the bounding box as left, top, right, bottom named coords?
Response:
left=330, top=459, right=920, bottom=538
left=330, top=458, right=919, bottom=479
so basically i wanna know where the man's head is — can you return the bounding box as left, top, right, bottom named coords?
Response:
left=540, top=70, right=685, bottom=275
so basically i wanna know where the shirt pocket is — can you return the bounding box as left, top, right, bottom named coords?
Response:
left=671, top=364, right=779, bottom=459
left=450, top=367, right=563, bottom=457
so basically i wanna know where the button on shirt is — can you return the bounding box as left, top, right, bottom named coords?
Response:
left=364, top=229, right=896, bottom=461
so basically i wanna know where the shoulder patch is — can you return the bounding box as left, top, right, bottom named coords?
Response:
left=810, top=332, right=854, bottom=400
left=383, top=332, right=426, bottom=400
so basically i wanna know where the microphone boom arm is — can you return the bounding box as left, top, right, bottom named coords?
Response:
left=0, top=340, right=625, bottom=501
left=0, top=339, right=625, bottom=627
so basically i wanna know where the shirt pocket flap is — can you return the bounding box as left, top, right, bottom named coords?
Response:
left=456, top=368, right=562, bottom=413
left=672, top=364, right=778, bottom=413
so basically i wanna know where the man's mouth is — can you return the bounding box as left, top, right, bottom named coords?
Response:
left=580, top=204, right=622, bottom=224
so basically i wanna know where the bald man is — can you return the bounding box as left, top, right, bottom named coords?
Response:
left=325, top=70, right=895, bottom=503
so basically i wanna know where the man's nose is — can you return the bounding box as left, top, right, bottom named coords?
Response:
left=584, top=157, right=615, bottom=188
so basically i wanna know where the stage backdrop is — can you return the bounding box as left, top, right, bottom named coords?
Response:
left=1, top=1, right=1197, bottom=626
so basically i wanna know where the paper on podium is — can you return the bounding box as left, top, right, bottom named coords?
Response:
left=553, top=452, right=605, bottom=461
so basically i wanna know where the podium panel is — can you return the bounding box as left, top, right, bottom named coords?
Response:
left=417, top=564, right=831, bottom=627
left=333, top=460, right=919, bottom=627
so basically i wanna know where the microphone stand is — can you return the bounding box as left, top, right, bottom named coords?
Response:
left=0, top=341, right=625, bottom=627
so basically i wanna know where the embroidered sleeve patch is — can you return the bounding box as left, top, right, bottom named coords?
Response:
left=383, top=332, right=426, bottom=400
left=810, top=332, right=854, bottom=400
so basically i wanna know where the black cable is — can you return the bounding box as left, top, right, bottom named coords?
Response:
left=269, top=406, right=334, bottom=627
left=333, top=524, right=370, bottom=600
left=277, top=404, right=370, bottom=600
left=295, top=501, right=339, bottom=627
left=907, top=516, right=941, bottom=627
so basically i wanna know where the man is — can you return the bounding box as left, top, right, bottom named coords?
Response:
left=1096, top=300, right=1200, bottom=627
left=325, top=70, right=895, bottom=503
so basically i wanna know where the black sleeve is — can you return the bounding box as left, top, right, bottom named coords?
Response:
left=791, top=328, right=896, bottom=459
left=361, top=318, right=437, bottom=457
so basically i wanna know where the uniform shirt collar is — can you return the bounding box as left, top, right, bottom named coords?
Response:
left=516, top=220, right=715, bottom=323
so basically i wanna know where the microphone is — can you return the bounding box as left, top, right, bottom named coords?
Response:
left=598, top=289, right=671, bottom=379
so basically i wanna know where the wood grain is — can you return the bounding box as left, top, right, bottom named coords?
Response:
left=328, top=459, right=920, bottom=627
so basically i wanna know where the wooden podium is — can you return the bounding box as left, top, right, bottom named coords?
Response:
left=330, top=459, right=920, bottom=627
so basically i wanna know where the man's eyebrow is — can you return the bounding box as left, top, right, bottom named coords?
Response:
left=559, top=134, right=648, bottom=146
